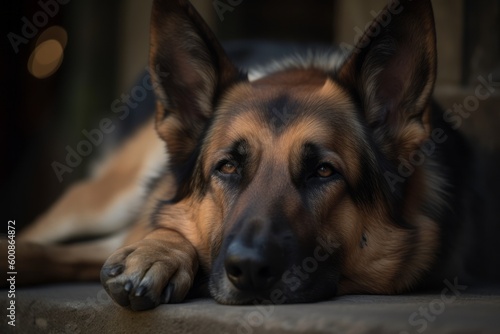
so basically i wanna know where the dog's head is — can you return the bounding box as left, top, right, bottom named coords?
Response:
left=150, top=0, right=440, bottom=304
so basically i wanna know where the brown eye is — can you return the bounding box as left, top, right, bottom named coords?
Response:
left=317, top=164, right=334, bottom=178
left=219, top=162, right=238, bottom=175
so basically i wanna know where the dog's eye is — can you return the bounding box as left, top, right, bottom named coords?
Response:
left=316, top=163, right=336, bottom=178
left=218, top=161, right=238, bottom=175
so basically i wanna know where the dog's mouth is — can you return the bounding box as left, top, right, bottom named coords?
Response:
left=208, top=251, right=340, bottom=305
left=208, top=269, right=339, bottom=305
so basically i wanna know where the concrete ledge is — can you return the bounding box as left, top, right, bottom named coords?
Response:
left=2, top=284, right=500, bottom=333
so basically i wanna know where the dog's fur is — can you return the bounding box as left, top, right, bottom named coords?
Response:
left=5, top=0, right=479, bottom=311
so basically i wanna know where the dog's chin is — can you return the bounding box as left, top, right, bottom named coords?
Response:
left=208, top=270, right=339, bottom=305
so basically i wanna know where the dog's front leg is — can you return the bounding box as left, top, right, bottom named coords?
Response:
left=100, top=228, right=198, bottom=311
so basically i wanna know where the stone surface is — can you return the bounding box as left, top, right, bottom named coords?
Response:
left=1, top=284, right=500, bottom=333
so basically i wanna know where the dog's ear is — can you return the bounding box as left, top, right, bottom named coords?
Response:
left=149, top=0, right=244, bottom=168
left=337, top=0, right=436, bottom=157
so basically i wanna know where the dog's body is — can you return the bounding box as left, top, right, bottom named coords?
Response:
left=7, top=0, right=487, bottom=311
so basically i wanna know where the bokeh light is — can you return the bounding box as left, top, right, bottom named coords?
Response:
left=28, top=26, right=67, bottom=79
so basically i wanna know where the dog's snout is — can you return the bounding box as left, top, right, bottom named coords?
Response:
left=224, top=240, right=284, bottom=292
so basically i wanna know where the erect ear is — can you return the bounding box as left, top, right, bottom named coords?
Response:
left=337, top=0, right=437, bottom=158
left=149, top=0, right=245, bottom=169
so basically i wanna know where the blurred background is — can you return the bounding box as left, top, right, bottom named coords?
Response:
left=1, top=0, right=499, bottom=238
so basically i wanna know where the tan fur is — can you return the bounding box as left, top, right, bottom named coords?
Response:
left=19, top=118, right=166, bottom=244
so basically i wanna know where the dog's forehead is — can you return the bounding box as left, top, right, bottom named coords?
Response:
left=212, top=69, right=361, bottom=145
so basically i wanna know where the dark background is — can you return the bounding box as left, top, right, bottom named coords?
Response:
left=1, top=0, right=499, bottom=258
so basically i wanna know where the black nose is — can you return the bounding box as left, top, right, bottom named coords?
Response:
left=224, top=240, right=284, bottom=292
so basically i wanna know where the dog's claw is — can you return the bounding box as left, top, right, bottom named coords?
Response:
left=161, top=284, right=174, bottom=303
left=108, top=265, right=123, bottom=277
left=124, top=281, right=133, bottom=292
left=135, top=285, right=147, bottom=297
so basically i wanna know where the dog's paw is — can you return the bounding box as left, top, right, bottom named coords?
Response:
left=100, top=239, right=197, bottom=311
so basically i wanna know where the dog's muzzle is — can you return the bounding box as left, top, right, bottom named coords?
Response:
left=209, top=213, right=339, bottom=304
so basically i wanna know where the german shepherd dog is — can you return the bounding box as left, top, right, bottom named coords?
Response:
left=7, top=0, right=474, bottom=311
